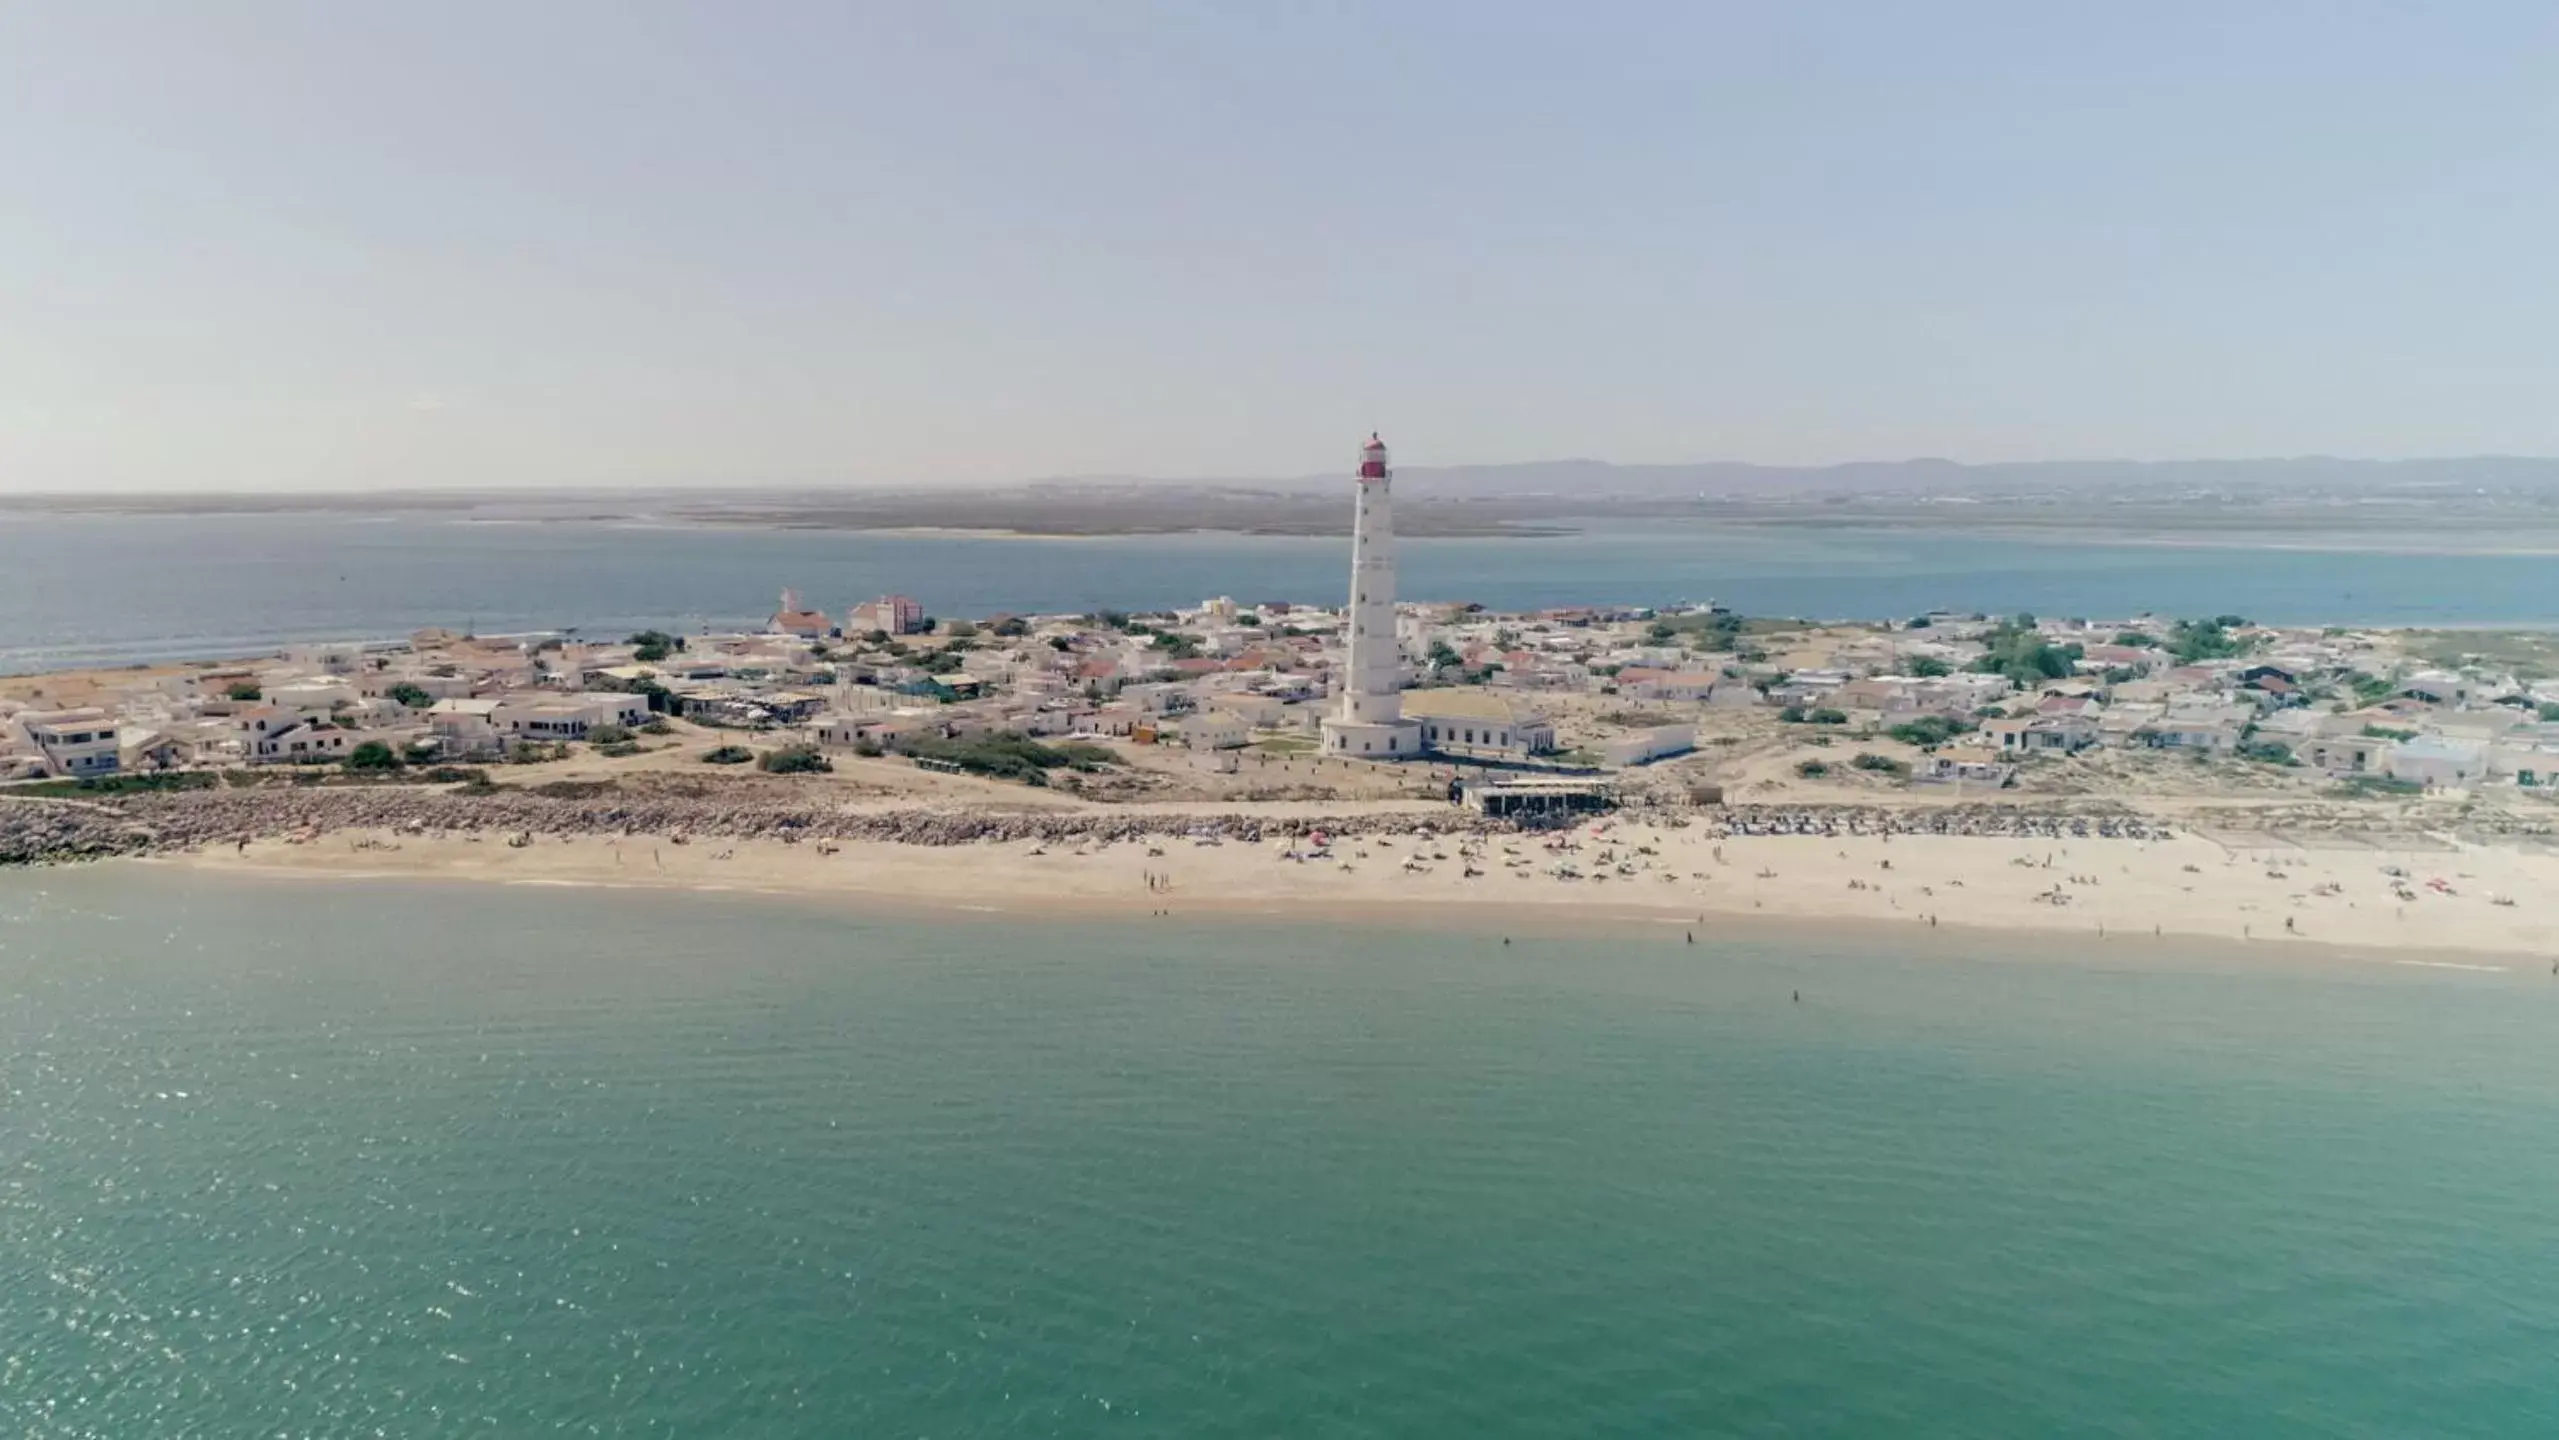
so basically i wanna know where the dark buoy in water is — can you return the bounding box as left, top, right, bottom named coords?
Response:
left=1792, top=990, right=1800, bottom=1003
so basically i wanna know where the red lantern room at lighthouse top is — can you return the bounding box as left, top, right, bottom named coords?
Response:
left=1357, top=434, right=1390, bottom=484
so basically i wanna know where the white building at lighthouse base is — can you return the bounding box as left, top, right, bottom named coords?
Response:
left=1319, top=711, right=1423, bottom=760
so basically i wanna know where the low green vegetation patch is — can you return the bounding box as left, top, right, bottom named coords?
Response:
left=1885, top=715, right=1974, bottom=748
left=10, top=771, right=218, bottom=799
left=2238, top=739, right=2297, bottom=766
left=1648, top=611, right=1807, bottom=653
left=2168, top=616, right=2255, bottom=663
left=1794, top=759, right=1831, bottom=778
left=757, top=744, right=833, bottom=775
left=2331, top=774, right=2422, bottom=799
left=893, top=732, right=1115, bottom=785
left=702, top=745, right=753, bottom=765
left=2395, top=628, right=2559, bottom=682
left=1851, top=752, right=1908, bottom=776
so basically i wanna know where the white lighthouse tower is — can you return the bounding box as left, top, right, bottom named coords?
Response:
left=1321, top=433, right=1424, bottom=759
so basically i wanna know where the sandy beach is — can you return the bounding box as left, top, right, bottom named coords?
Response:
left=152, top=816, right=2559, bottom=966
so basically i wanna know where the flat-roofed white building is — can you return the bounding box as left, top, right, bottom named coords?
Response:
left=14, top=708, right=121, bottom=778
left=492, top=692, right=651, bottom=740
left=1401, top=689, right=1556, bottom=760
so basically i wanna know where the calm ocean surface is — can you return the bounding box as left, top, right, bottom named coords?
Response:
left=5, top=512, right=2557, bottom=672
left=5, top=868, right=2559, bottom=1436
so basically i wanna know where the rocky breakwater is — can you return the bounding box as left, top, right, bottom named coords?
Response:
left=1, top=783, right=1499, bottom=865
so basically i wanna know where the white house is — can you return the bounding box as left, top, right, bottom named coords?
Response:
left=13, top=709, right=121, bottom=778
left=1617, top=670, right=1721, bottom=703
left=1603, top=724, right=1695, bottom=767
left=1169, top=711, right=1251, bottom=750
left=2137, top=704, right=2252, bottom=753
left=1981, top=714, right=2099, bottom=754
left=249, top=721, right=354, bottom=765
left=266, top=677, right=360, bottom=717
left=491, top=692, right=651, bottom=740
left=2387, top=736, right=2485, bottom=789
left=427, top=699, right=505, bottom=756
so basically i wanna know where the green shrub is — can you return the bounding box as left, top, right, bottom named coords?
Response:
left=1886, top=715, right=1973, bottom=748
left=757, top=744, right=832, bottom=774
left=894, top=731, right=1115, bottom=783
left=702, top=745, right=753, bottom=765
left=628, top=629, right=683, bottom=663
left=1795, top=759, right=1831, bottom=778
left=1852, top=752, right=1908, bottom=775
left=345, top=740, right=404, bottom=772
left=225, top=682, right=262, bottom=702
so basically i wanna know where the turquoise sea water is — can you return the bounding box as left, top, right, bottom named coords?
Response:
left=6, top=512, right=2559, bottom=671
left=6, top=868, right=2559, bottom=1436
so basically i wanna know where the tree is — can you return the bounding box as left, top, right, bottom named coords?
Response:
left=1907, top=655, right=1951, bottom=678
left=945, top=619, right=978, bottom=639
left=2112, top=630, right=2156, bottom=648
left=226, top=682, right=262, bottom=702
left=1047, top=636, right=1073, bottom=652
left=387, top=683, right=432, bottom=709
left=1906, top=615, right=1933, bottom=629
left=1852, top=752, right=1908, bottom=776
left=1426, top=640, right=1462, bottom=672
left=586, top=723, right=632, bottom=746
left=345, top=740, right=403, bottom=772
left=990, top=616, right=1030, bottom=638
left=1971, top=621, right=2083, bottom=687
left=1234, top=611, right=1261, bottom=627
left=2168, top=618, right=2250, bottom=663
left=628, top=629, right=684, bottom=663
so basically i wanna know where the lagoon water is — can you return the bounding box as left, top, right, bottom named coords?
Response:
left=7, top=867, right=2559, bottom=1436
left=6, top=511, right=2559, bottom=672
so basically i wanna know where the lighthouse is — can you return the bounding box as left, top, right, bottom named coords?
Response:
left=1320, top=433, right=1424, bottom=759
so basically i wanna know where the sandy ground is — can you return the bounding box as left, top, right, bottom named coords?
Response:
left=158, top=817, right=2559, bottom=966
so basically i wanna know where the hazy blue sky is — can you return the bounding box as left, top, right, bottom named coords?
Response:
left=5, top=2, right=2556, bottom=491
